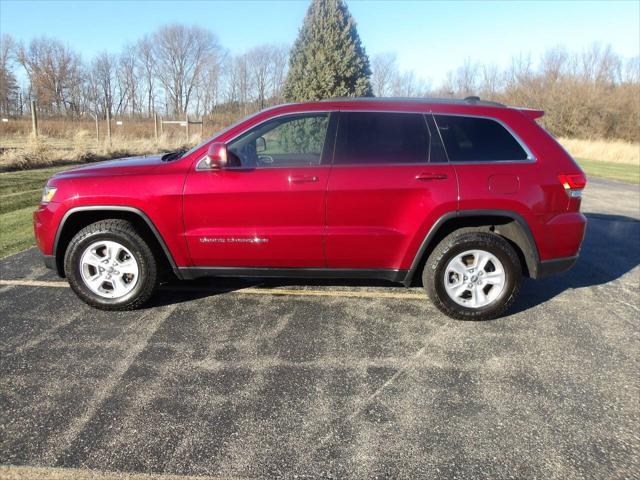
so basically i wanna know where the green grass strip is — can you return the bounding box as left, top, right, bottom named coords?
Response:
left=576, top=158, right=640, bottom=184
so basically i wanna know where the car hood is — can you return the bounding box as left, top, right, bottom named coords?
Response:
left=52, top=155, right=167, bottom=179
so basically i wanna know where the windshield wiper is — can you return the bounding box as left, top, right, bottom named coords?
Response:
left=161, top=150, right=186, bottom=162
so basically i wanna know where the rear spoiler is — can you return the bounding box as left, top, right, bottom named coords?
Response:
left=517, top=108, right=545, bottom=120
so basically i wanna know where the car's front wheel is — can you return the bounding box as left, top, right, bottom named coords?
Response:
left=423, top=231, right=522, bottom=320
left=64, top=219, right=159, bottom=310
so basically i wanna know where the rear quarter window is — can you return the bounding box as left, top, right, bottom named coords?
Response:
left=434, top=115, right=529, bottom=162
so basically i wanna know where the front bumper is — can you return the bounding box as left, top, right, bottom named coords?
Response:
left=33, top=202, right=63, bottom=255
left=34, top=202, right=65, bottom=276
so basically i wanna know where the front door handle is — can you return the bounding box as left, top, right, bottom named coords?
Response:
left=289, top=175, right=319, bottom=183
left=416, top=173, right=448, bottom=181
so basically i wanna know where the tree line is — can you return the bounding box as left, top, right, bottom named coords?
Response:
left=370, top=45, right=639, bottom=141
left=0, top=27, right=288, bottom=119
left=0, top=0, right=638, bottom=142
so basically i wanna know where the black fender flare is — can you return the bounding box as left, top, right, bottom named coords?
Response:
left=52, top=205, right=180, bottom=277
left=403, top=209, right=541, bottom=285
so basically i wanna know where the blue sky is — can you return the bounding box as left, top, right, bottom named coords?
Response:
left=1, top=0, right=638, bottom=85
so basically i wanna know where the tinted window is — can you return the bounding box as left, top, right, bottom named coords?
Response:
left=434, top=115, right=528, bottom=162
left=335, top=112, right=429, bottom=165
left=227, top=113, right=329, bottom=168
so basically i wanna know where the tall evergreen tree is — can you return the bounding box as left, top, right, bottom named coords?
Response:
left=283, top=0, right=372, bottom=101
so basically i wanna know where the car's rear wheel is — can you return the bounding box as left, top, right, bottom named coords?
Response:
left=64, top=219, right=158, bottom=310
left=423, top=231, right=522, bottom=320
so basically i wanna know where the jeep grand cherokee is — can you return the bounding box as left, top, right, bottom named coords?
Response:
left=34, top=97, right=587, bottom=320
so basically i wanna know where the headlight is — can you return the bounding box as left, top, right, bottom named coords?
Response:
left=41, top=185, right=57, bottom=204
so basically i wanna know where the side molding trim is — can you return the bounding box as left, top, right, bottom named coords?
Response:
left=179, top=266, right=408, bottom=283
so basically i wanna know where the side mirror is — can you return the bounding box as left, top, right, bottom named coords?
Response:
left=256, top=136, right=266, bottom=153
left=203, top=142, right=228, bottom=169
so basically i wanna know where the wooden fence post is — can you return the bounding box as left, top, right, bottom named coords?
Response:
left=159, top=115, right=163, bottom=134
left=185, top=113, right=190, bottom=141
left=30, top=100, right=38, bottom=137
left=200, top=117, right=204, bottom=137
left=94, top=114, right=100, bottom=142
left=106, top=107, right=112, bottom=145
left=154, top=112, right=159, bottom=143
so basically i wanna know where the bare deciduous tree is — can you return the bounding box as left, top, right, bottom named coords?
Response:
left=270, top=45, right=288, bottom=101
left=118, top=45, right=139, bottom=115
left=152, top=24, right=223, bottom=115
left=479, top=64, right=501, bottom=97
left=580, top=43, right=621, bottom=84
left=0, top=34, right=20, bottom=115
left=195, top=50, right=227, bottom=115
left=91, top=51, right=117, bottom=117
left=247, top=46, right=273, bottom=109
left=17, top=37, right=83, bottom=115
left=136, top=36, right=156, bottom=117
left=623, top=57, right=640, bottom=84
left=371, top=53, right=397, bottom=97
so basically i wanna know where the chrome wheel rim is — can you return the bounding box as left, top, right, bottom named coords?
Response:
left=443, top=249, right=506, bottom=309
left=79, top=240, right=139, bottom=299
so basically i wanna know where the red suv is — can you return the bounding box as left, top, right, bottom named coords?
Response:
left=33, top=97, right=587, bottom=320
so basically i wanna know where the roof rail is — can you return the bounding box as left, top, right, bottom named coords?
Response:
left=318, top=96, right=506, bottom=108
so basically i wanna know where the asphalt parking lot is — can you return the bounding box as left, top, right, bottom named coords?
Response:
left=0, top=177, right=638, bottom=479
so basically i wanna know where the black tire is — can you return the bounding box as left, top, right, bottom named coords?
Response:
left=63, top=219, right=159, bottom=310
left=422, top=231, right=522, bottom=320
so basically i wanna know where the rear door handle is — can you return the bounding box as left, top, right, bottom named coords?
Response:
left=416, top=173, right=448, bottom=181
left=288, top=175, right=319, bottom=183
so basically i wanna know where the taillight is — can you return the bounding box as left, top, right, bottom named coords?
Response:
left=558, top=173, right=587, bottom=197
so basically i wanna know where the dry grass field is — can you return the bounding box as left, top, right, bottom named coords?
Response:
left=0, top=133, right=199, bottom=170
left=558, top=137, right=639, bottom=165
left=0, top=114, right=241, bottom=171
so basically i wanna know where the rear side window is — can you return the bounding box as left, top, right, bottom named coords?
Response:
left=334, top=112, right=430, bottom=165
left=434, top=115, right=529, bottom=162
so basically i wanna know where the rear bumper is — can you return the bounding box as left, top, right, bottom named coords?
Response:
left=530, top=211, right=585, bottom=279
left=535, top=255, right=578, bottom=278
left=539, top=212, right=587, bottom=259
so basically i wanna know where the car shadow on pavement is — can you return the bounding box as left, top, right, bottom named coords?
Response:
left=511, top=212, right=640, bottom=314
left=147, top=276, right=404, bottom=308
left=147, top=277, right=261, bottom=307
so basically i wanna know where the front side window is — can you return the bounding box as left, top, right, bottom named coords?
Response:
left=227, top=113, right=330, bottom=168
left=334, top=112, right=430, bottom=165
left=433, top=115, right=529, bottom=162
